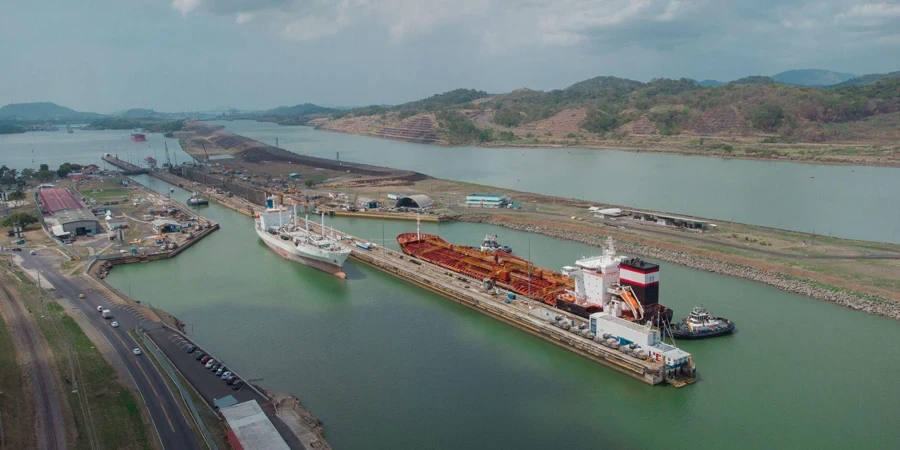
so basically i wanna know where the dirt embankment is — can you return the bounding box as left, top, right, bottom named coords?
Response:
left=457, top=214, right=900, bottom=321
left=179, top=121, right=429, bottom=182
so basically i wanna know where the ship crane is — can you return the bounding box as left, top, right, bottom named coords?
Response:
left=200, top=142, right=211, bottom=164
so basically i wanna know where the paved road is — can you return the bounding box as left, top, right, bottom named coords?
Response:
left=20, top=253, right=201, bottom=450
left=0, top=278, right=68, bottom=449
left=149, top=327, right=306, bottom=449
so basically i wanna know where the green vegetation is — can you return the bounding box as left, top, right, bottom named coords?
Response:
left=747, top=103, right=785, bottom=132
left=1, top=212, right=38, bottom=229
left=0, top=124, right=26, bottom=134
left=0, top=311, right=34, bottom=449
left=1, top=269, right=152, bottom=450
left=330, top=72, right=900, bottom=145
left=437, top=111, right=491, bottom=144
left=57, top=162, right=83, bottom=178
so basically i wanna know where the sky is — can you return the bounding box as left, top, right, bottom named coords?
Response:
left=1, top=0, right=898, bottom=113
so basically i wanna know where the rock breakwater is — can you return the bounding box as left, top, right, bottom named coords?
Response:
left=458, top=214, right=900, bottom=321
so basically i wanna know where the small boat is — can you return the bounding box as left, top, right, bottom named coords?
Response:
left=355, top=242, right=376, bottom=251
left=186, top=192, right=209, bottom=206
left=479, top=234, right=512, bottom=253
left=670, top=306, right=735, bottom=340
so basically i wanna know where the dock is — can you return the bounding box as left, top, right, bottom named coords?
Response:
left=102, top=156, right=149, bottom=175
left=322, top=209, right=447, bottom=222
left=137, top=169, right=688, bottom=387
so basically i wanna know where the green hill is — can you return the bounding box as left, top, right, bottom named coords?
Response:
left=116, top=108, right=166, bottom=119
left=830, top=71, right=900, bottom=87
left=772, top=69, right=856, bottom=86
left=0, top=102, right=103, bottom=120
left=328, top=71, right=900, bottom=145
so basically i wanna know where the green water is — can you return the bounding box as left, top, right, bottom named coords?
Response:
left=106, top=175, right=900, bottom=449
left=206, top=120, right=900, bottom=243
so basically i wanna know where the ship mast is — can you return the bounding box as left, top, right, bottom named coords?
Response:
left=321, top=212, right=326, bottom=238
left=416, top=213, right=421, bottom=241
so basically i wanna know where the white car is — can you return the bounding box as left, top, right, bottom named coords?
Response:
left=97, top=306, right=104, bottom=312
left=221, top=371, right=232, bottom=379
left=29, top=250, right=36, bottom=255
left=132, top=348, right=142, bottom=355
left=111, top=321, right=119, bottom=328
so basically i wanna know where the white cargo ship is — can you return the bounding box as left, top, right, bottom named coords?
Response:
left=254, top=198, right=351, bottom=278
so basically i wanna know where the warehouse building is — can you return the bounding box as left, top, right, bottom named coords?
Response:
left=220, top=400, right=289, bottom=450
left=395, top=194, right=434, bottom=210
left=38, top=188, right=100, bottom=235
left=48, top=208, right=101, bottom=235
left=466, top=193, right=510, bottom=208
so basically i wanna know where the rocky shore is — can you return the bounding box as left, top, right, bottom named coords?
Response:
left=457, top=214, right=900, bottom=321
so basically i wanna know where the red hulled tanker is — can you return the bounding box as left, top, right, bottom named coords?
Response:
left=397, top=232, right=672, bottom=325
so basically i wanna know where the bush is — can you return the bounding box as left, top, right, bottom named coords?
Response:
left=748, top=103, right=784, bottom=131
left=648, top=108, right=690, bottom=135
left=493, top=108, right=523, bottom=127
left=580, top=108, right=619, bottom=133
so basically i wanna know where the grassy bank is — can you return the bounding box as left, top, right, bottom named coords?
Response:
left=0, top=269, right=151, bottom=450
left=0, top=311, right=35, bottom=449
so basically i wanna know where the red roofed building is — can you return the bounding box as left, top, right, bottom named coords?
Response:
left=38, top=188, right=84, bottom=213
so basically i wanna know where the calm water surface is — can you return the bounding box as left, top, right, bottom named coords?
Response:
left=206, top=120, right=900, bottom=243
left=104, top=174, right=900, bottom=450
left=0, top=129, right=191, bottom=170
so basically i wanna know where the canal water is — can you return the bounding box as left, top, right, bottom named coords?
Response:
left=105, top=174, right=900, bottom=450
left=0, top=129, right=191, bottom=171
left=205, top=120, right=900, bottom=243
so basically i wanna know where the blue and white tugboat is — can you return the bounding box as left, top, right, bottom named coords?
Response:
left=670, top=306, right=735, bottom=340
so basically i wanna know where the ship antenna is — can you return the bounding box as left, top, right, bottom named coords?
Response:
left=416, top=213, right=421, bottom=241
left=321, top=212, right=326, bottom=238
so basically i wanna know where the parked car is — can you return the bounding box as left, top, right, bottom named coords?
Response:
left=12, top=248, right=21, bottom=252
left=205, top=360, right=216, bottom=369
left=226, top=375, right=238, bottom=385
left=210, top=363, right=221, bottom=372
left=200, top=356, right=211, bottom=364
left=111, top=321, right=119, bottom=328
left=186, top=345, right=196, bottom=353
left=29, top=250, right=36, bottom=255
left=97, top=306, right=104, bottom=312
left=231, top=381, right=244, bottom=390
left=132, top=348, right=142, bottom=355
left=221, top=371, right=232, bottom=380
left=78, top=293, right=85, bottom=299
left=195, top=352, right=206, bottom=361
left=216, top=367, right=224, bottom=376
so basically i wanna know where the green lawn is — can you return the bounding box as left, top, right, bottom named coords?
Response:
left=79, top=188, right=130, bottom=202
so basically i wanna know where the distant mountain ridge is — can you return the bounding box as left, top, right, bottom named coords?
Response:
left=0, top=102, right=103, bottom=121
left=772, top=69, right=857, bottom=86
left=264, top=103, right=339, bottom=116
left=830, top=71, right=900, bottom=87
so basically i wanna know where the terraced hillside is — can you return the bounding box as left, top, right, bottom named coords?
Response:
left=310, top=72, right=900, bottom=165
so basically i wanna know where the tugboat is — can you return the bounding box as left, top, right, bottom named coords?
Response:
left=186, top=192, right=209, bottom=206
left=479, top=234, right=512, bottom=253
left=670, top=306, right=735, bottom=340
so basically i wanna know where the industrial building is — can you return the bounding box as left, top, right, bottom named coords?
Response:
left=38, top=188, right=100, bottom=236
left=47, top=208, right=101, bottom=235
left=395, top=194, right=434, bottom=209
left=219, top=400, right=290, bottom=450
left=623, top=209, right=710, bottom=230
left=589, top=207, right=625, bottom=219
left=152, top=219, right=183, bottom=234
left=466, top=193, right=510, bottom=208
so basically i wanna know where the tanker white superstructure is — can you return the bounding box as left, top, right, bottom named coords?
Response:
left=254, top=200, right=351, bottom=278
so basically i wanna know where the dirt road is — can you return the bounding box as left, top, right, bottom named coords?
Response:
left=0, top=279, right=68, bottom=450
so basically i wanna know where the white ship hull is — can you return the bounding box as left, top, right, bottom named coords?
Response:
left=255, top=214, right=351, bottom=278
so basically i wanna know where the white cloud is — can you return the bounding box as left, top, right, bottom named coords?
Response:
left=235, top=12, right=253, bottom=24
left=171, top=0, right=204, bottom=17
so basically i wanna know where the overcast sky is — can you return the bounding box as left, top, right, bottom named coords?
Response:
left=1, top=0, right=898, bottom=113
